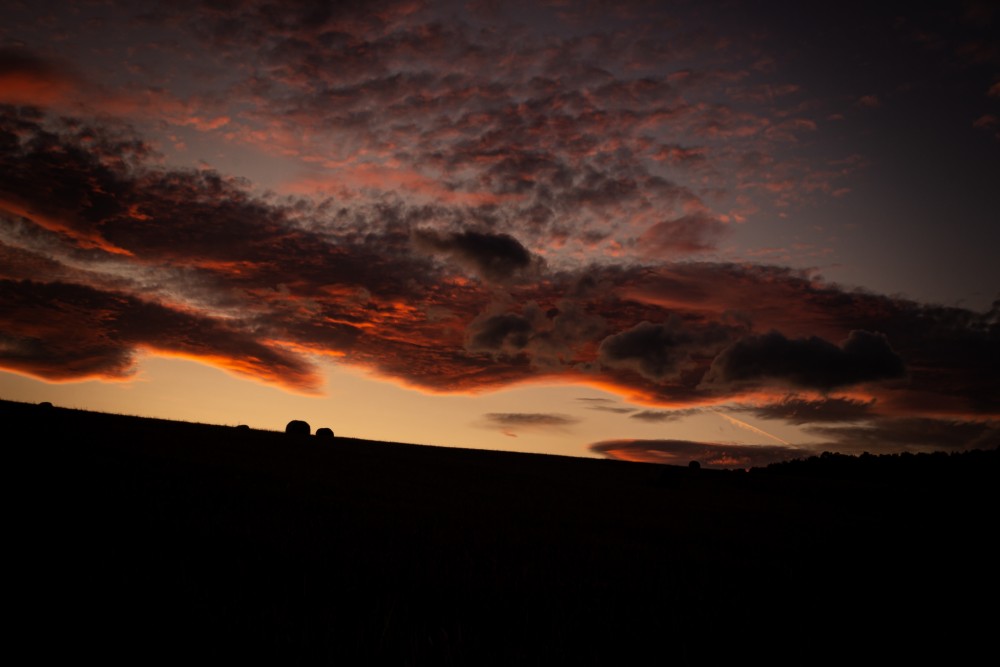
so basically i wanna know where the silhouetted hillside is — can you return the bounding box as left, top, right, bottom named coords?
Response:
left=8, top=399, right=997, bottom=665
left=753, top=448, right=999, bottom=478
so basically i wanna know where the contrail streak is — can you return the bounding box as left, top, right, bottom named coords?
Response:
left=712, top=410, right=791, bottom=446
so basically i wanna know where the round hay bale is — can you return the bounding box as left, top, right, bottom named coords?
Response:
left=315, top=427, right=335, bottom=439
left=285, top=420, right=311, bottom=436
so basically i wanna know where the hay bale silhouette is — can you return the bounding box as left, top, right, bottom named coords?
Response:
left=315, top=427, right=335, bottom=439
left=38, top=401, right=53, bottom=409
left=688, top=460, right=701, bottom=471
left=235, top=424, right=250, bottom=431
left=285, top=420, right=311, bottom=436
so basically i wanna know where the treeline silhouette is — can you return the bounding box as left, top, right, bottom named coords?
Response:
left=749, top=447, right=1000, bottom=478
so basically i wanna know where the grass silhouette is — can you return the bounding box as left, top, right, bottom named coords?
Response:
left=8, top=398, right=996, bottom=664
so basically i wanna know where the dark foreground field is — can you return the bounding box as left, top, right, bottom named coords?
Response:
left=9, top=399, right=997, bottom=664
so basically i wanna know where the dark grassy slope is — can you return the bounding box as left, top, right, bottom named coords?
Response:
left=9, top=399, right=997, bottom=665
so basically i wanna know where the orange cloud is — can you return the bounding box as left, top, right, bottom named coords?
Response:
left=0, top=47, right=80, bottom=106
left=0, top=71, right=76, bottom=106
left=0, top=196, right=135, bottom=257
left=2, top=106, right=997, bottom=451
left=590, top=439, right=813, bottom=468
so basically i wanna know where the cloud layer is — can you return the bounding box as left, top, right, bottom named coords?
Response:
left=1, top=0, right=998, bottom=462
left=704, top=330, right=906, bottom=390
left=590, top=439, right=813, bottom=468
left=2, top=107, right=996, bottom=423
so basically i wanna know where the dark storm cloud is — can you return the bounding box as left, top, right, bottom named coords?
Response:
left=464, top=300, right=607, bottom=371
left=741, top=397, right=877, bottom=424
left=413, top=229, right=536, bottom=281
left=598, top=319, right=733, bottom=382
left=0, top=107, right=445, bottom=384
left=703, top=330, right=906, bottom=390
left=589, top=439, right=812, bottom=468
left=883, top=298, right=1000, bottom=414
left=466, top=312, right=533, bottom=354
left=0, top=108, right=151, bottom=248
left=622, top=264, right=1000, bottom=415
left=0, top=279, right=321, bottom=390
left=1, top=105, right=998, bottom=447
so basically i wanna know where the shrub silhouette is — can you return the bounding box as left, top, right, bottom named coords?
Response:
left=285, top=420, right=311, bottom=436
left=315, top=427, right=335, bottom=439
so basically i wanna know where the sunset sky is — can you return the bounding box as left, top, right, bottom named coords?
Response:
left=1, top=0, right=997, bottom=467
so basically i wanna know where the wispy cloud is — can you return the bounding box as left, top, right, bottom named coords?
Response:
left=576, top=397, right=636, bottom=414
left=480, top=412, right=581, bottom=437
left=589, top=439, right=813, bottom=468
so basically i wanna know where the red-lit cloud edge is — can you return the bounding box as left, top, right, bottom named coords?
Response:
left=3, top=0, right=999, bottom=464
left=1, top=107, right=997, bottom=465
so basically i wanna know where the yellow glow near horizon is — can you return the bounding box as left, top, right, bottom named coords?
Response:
left=0, top=353, right=817, bottom=460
